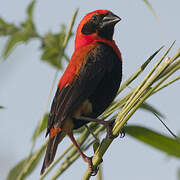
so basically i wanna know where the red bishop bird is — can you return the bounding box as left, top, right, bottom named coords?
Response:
left=41, top=9, right=122, bottom=175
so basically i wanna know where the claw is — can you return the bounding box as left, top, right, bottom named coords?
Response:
left=85, top=156, right=98, bottom=176
left=119, top=128, right=126, bottom=138
left=91, top=167, right=99, bottom=176
left=85, top=156, right=104, bottom=176
left=105, top=119, right=126, bottom=139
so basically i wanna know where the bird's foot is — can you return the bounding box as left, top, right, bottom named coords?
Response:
left=85, top=156, right=103, bottom=176
left=103, top=119, right=117, bottom=139
left=85, top=156, right=98, bottom=176
left=105, top=119, right=126, bottom=139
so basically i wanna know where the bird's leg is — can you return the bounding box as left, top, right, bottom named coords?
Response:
left=67, top=132, right=98, bottom=176
left=73, top=116, right=118, bottom=139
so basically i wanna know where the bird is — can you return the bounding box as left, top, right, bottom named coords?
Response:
left=40, top=9, right=122, bottom=176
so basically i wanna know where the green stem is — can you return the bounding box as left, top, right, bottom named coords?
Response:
left=50, top=125, right=104, bottom=179
left=96, top=164, right=103, bottom=180
left=62, top=9, right=79, bottom=49
left=116, top=57, right=171, bottom=127
left=81, top=45, right=180, bottom=180
left=50, top=151, right=80, bottom=180
left=122, top=41, right=174, bottom=112
left=154, top=75, right=180, bottom=93
left=117, top=45, right=163, bottom=94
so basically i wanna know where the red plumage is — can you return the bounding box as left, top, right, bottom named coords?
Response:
left=41, top=9, right=122, bottom=175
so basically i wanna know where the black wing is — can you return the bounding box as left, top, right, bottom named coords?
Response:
left=46, top=42, right=121, bottom=136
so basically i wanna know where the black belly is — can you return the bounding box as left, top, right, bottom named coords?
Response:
left=73, top=57, right=122, bottom=129
left=89, top=63, right=122, bottom=118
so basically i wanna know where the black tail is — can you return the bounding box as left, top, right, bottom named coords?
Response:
left=40, top=132, right=65, bottom=175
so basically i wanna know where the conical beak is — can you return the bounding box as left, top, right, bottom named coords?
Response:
left=101, top=13, right=121, bottom=28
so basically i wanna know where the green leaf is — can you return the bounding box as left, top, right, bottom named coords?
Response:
left=140, top=102, right=164, bottom=118
left=27, top=0, right=36, bottom=20
left=32, top=113, right=49, bottom=142
left=0, top=18, right=19, bottom=36
left=0, top=105, right=4, bottom=109
left=41, top=25, right=68, bottom=69
left=7, top=158, right=26, bottom=180
left=142, top=0, right=158, bottom=20
left=41, top=8, right=78, bottom=68
left=7, top=142, right=47, bottom=180
left=126, top=125, right=180, bottom=158
left=141, top=0, right=166, bottom=39
left=62, top=8, right=78, bottom=48
left=23, top=0, right=36, bottom=33
left=117, top=46, right=164, bottom=94
left=3, top=29, right=34, bottom=58
left=2, top=0, right=37, bottom=58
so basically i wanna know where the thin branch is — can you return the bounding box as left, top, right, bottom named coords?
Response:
left=81, top=43, right=180, bottom=180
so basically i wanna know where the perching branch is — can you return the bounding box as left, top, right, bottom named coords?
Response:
left=81, top=43, right=180, bottom=180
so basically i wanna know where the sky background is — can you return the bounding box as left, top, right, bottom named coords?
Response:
left=0, top=0, right=180, bottom=180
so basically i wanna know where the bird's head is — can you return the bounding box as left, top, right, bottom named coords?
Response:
left=75, top=9, right=121, bottom=50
